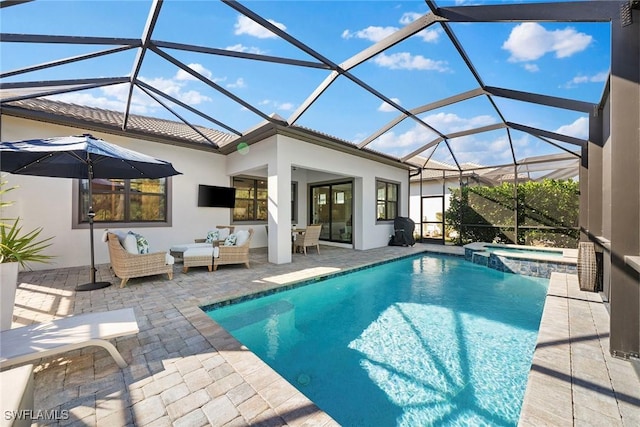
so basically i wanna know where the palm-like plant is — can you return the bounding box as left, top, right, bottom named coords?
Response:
left=0, top=176, right=16, bottom=227
left=0, top=219, right=54, bottom=267
left=0, top=177, right=54, bottom=268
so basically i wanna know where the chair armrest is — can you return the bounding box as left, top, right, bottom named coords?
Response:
left=194, top=238, right=206, bottom=243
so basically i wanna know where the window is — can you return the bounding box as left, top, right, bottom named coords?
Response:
left=376, top=180, right=399, bottom=221
left=79, top=178, right=168, bottom=223
left=233, top=177, right=268, bottom=221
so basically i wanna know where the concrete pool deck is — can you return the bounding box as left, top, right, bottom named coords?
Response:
left=4, top=244, right=639, bottom=426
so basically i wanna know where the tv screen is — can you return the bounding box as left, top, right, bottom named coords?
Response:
left=197, top=185, right=236, bottom=208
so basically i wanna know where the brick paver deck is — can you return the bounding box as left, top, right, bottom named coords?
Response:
left=4, top=243, right=639, bottom=426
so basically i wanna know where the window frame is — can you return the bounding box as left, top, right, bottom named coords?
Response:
left=232, top=176, right=268, bottom=223
left=72, top=178, right=173, bottom=229
left=376, top=179, right=400, bottom=222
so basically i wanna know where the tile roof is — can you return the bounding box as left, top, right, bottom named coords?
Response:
left=2, top=98, right=237, bottom=149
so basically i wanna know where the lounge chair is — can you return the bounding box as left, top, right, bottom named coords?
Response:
left=293, top=224, right=322, bottom=255
left=0, top=308, right=139, bottom=369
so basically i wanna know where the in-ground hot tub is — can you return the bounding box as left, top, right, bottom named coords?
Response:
left=464, top=242, right=578, bottom=278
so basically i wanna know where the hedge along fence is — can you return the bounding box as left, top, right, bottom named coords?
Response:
left=445, top=179, right=579, bottom=247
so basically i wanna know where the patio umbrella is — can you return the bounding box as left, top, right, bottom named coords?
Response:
left=0, top=134, right=181, bottom=291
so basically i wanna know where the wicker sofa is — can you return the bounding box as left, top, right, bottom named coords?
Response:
left=214, top=228, right=254, bottom=271
left=106, top=232, right=174, bottom=288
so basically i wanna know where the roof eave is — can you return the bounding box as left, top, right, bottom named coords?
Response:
left=1, top=103, right=222, bottom=153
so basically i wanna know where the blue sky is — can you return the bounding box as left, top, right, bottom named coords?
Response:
left=0, top=1, right=611, bottom=168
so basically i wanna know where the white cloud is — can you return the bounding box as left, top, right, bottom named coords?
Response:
left=416, top=28, right=440, bottom=43
left=342, top=26, right=398, bottom=42
left=276, top=102, right=294, bottom=111
left=378, top=98, right=401, bottom=112
left=226, top=78, right=246, bottom=89
left=424, top=112, right=496, bottom=134
left=225, top=44, right=266, bottom=54
left=180, top=90, right=212, bottom=105
left=561, top=70, right=609, bottom=88
left=49, top=92, right=131, bottom=113
left=399, top=12, right=421, bottom=25
left=372, top=124, right=438, bottom=154
left=589, top=71, right=609, bottom=82
left=555, top=117, right=588, bottom=139
left=175, top=63, right=213, bottom=81
left=138, top=76, right=212, bottom=105
left=140, top=76, right=187, bottom=99
left=502, top=23, right=592, bottom=62
left=524, top=63, right=539, bottom=72
left=234, top=14, right=286, bottom=39
left=257, top=99, right=294, bottom=112
left=368, top=112, right=498, bottom=158
left=49, top=66, right=216, bottom=116
left=343, top=13, right=439, bottom=44
left=373, top=52, right=449, bottom=72
left=398, top=12, right=440, bottom=42
left=50, top=83, right=158, bottom=115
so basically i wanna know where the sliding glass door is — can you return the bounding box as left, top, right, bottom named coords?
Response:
left=310, top=181, right=353, bottom=244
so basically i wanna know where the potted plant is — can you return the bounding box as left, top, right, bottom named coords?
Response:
left=0, top=178, right=54, bottom=330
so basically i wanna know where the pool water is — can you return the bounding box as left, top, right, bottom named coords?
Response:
left=206, top=254, right=549, bottom=426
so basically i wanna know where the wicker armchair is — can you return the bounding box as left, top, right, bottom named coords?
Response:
left=293, top=224, right=322, bottom=255
left=214, top=228, right=254, bottom=271
left=106, top=233, right=173, bottom=288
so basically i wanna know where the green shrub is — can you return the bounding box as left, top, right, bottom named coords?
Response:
left=446, top=179, right=579, bottom=247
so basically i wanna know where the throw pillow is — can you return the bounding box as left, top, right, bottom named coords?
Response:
left=128, top=231, right=150, bottom=254
left=218, top=227, right=231, bottom=240
left=223, top=233, right=237, bottom=246
left=205, top=230, right=219, bottom=243
left=235, top=229, right=250, bottom=246
left=122, top=234, right=139, bottom=255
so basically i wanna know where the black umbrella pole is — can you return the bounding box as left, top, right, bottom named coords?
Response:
left=89, top=209, right=96, bottom=283
left=76, top=207, right=111, bottom=291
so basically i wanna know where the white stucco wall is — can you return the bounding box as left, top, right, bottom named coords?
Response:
left=227, top=134, right=409, bottom=261
left=2, top=116, right=409, bottom=270
left=408, top=178, right=458, bottom=230
left=1, top=116, right=228, bottom=271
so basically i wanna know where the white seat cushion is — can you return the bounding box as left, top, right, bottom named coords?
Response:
left=183, top=246, right=214, bottom=258
left=170, top=242, right=211, bottom=254
left=165, top=253, right=175, bottom=265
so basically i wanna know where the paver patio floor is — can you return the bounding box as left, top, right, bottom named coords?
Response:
left=5, top=243, right=639, bottom=426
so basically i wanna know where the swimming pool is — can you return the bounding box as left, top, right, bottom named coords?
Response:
left=205, top=254, right=549, bottom=426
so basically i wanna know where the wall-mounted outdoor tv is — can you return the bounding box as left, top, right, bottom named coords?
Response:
left=197, top=185, right=236, bottom=208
